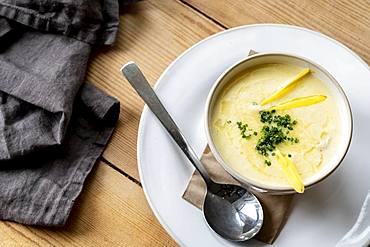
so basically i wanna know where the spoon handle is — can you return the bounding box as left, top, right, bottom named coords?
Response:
left=121, top=62, right=212, bottom=185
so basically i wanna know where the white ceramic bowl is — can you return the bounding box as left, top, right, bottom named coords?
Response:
left=205, top=52, right=353, bottom=194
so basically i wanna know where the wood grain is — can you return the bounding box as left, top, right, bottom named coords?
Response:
left=0, top=161, right=176, bottom=246
left=86, top=0, right=222, bottom=181
left=182, top=0, right=370, bottom=64
left=0, top=1, right=224, bottom=245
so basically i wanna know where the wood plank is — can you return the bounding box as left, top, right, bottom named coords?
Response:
left=86, top=0, right=223, bottom=180
left=0, top=161, right=177, bottom=246
left=182, top=0, right=370, bottom=64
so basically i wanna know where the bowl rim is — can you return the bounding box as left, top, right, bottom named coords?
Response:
left=204, top=51, right=353, bottom=194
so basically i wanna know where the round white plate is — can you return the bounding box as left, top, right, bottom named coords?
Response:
left=137, top=24, right=370, bottom=246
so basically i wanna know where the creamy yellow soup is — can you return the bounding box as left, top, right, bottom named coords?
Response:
left=210, top=63, right=342, bottom=188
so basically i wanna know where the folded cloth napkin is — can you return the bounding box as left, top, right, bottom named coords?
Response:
left=183, top=147, right=294, bottom=244
left=0, top=0, right=131, bottom=226
left=0, top=0, right=119, bottom=45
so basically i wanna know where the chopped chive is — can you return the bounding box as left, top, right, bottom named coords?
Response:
left=265, top=160, right=272, bottom=166
left=237, top=121, right=252, bottom=140
left=256, top=110, right=299, bottom=156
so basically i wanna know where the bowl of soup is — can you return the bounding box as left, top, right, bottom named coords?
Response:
left=205, top=53, right=352, bottom=194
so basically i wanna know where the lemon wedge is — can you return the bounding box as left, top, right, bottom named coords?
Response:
left=270, top=95, right=327, bottom=111
left=275, top=150, right=304, bottom=193
left=261, top=68, right=310, bottom=106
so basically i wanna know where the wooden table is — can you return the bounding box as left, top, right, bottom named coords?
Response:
left=1, top=1, right=368, bottom=245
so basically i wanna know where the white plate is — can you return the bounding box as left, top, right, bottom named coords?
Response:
left=137, top=24, right=370, bottom=246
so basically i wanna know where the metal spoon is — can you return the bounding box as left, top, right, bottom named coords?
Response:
left=121, top=62, right=263, bottom=241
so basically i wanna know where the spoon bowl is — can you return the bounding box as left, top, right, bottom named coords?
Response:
left=204, top=183, right=263, bottom=241
left=121, top=61, right=263, bottom=241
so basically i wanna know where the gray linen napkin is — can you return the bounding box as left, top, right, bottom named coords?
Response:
left=0, top=0, right=129, bottom=226
left=0, top=0, right=119, bottom=45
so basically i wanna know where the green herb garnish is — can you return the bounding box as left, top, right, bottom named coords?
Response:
left=227, top=120, right=232, bottom=124
left=273, top=114, right=295, bottom=128
left=259, top=110, right=298, bottom=129
left=256, top=126, right=286, bottom=156
left=255, top=110, right=299, bottom=157
left=237, top=121, right=251, bottom=139
left=260, top=110, right=274, bottom=124
left=265, top=160, right=272, bottom=166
